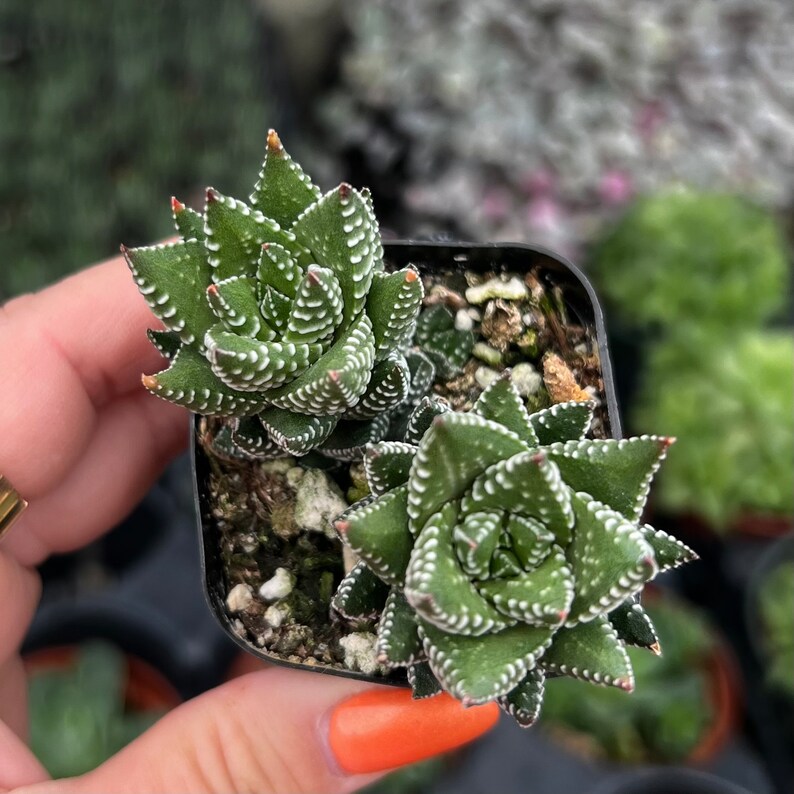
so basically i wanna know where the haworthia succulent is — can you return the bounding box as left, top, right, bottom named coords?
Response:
left=125, top=130, right=427, bottom=457
left=332, top=374, right=697, bottom=726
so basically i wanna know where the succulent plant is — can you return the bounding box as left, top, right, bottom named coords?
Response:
left=123, top=131, right=425, bottom=457
left=332, top=374, right=696, bottom=725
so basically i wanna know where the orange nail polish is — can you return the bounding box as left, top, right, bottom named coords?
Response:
left=328, top=688, right=499, bottom=774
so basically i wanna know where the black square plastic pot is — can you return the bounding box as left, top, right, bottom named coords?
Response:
left=193, top=241, right=621, bottom=685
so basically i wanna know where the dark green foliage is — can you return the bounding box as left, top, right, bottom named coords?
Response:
left=592, top=191, right=789, bottom=332
left=0, top=0, right=275, bottom=297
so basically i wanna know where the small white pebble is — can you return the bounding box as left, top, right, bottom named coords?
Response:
left=258, top=567, right=294, bottom=602
left=454, top=308, right=474, bottom=331
left=475, top=366, right=501, bottom=390
left=339, top=632, right=384, bottom=676
left=226, top=583, right=253, bottom=613
left=512, top=362, right=543, bottom=396
left=264, top=604, right=288, bottom=628
left=467, top=307, right=482, bottom=321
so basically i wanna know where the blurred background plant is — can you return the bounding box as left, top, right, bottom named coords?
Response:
left=756, top=561, right=794, bottom=698
left=26, top=642, right=170, bottom=779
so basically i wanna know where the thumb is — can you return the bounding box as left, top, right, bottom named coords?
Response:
left=17, top=667, right=499, bottom=794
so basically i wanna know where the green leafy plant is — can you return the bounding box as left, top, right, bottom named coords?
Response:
left=28, top=643, right=164, bottom=778
left=331, top=374, right=696, bottom=726
left=124, top=131, right=426, bottom=458
left=592, top=191, right=789, bottom=333
left=757, top=561, right=794, bottom=697
left=541, top=595, right=717, bottom=763
left=633, top=330, right=794, bottom=528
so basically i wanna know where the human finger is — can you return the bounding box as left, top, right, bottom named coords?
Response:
left=16, top=668, right=499, bottom=794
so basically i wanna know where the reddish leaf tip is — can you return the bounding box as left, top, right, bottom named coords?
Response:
left=659, top=436, right=676, bottom=449
left=171, top=196, right=185, bottom=214
left=335, top=520, right=350, bottom=534
left=306, top=267, right=321, bottom=285
left=267, top=128, right=283, bottom=152
left=207, top=284, right=218, bottom=297
left=531, top=452, right=546, bottom=465
left=338, top=182, right=352, bottom=199
left=119, top=243, right=129, bottom=254
left=206, top=187, right=219, bottom=204
left=615, top=677, right=634, bottom=692
left=405, top=268, right=419, bottom=283
left=328, top=370, right=340, bottom=383
left=649, top=641, right=662, bottom=656
left=141, top=373, right=159, bottom=390
left=262, top=242, right=270, bottom=251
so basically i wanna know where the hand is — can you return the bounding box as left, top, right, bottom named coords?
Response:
left=0, top=256, right=498, bottom=793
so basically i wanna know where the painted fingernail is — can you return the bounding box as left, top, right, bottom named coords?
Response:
left=328, top=688, right=499, bottom=774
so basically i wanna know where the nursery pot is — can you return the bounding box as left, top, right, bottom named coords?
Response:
left=193, top=241, right=621, bottom=684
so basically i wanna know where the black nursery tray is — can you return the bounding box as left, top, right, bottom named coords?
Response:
left=193, top=240, right=621, bottom=683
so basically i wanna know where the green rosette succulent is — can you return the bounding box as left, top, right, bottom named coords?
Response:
left=332, top=375, right=696, bottom=726
left=123, top=130, right=424, bottom=458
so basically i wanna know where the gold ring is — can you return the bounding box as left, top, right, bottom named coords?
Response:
left=0, top=475, right=27, bottom=541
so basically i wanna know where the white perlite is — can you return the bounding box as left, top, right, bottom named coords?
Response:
left=339, top=632, right=383, bottom=675
left=294, top=469, right=348, bottom=538
left=454, top=308, right=474, bottom=331
left=226, top=583, right=254, bottom=613
left=258, top=567, right=294, bottom=602
left=466, top=277, right=528, bottom=304
left=512, top=362, right=543, bottom=396
left=285, top=466, right=305, bottom=489
left=475, top=366, right=501, bottom=390
left=264, top=604, right=289, bottom=628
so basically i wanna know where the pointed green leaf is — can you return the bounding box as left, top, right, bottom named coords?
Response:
left=363, top=441, right=417, bottom=496
left=490, top=548, right=523, bottom=578
left=546, top=436, right=672, bottom=522
left=284, top=265, right=344, bottom=346
left=405, top=502, right=513, bottom=636
left=567, top=495, right=657, bottom=625
left=361, top=188, right=385, bottom=271
left=453, top=510, right=502, bottom=580
left=207, top=276, right=270, bottom=339
left=541, top=618, right=634, bottom=691
left=259, top=407, right=338, bottom=455
left=124, top=240, right=215, bottom=347
left=337, top=485, right=413, bottom=586
left=420, top=618, right=554, bottom=705
left=268, top=314, right=375, bottom=416
left=320, top=414, right=390, bottom=461
left=292, top=184, right=377, bottom=327
left=642, top=524, right=698, bottom=573
left=474, top=375, right=539, bottom=445
left=249, top=130, right=322, bottom=227
left=403, top=396, right=449, bottom=445
left=231, top=416, right=282, bottom=458
left=205, top=326, right=322, bottom=392
left=529, top=400, right=595, bottom=445
left=408, top=661, right=443, bottom=699
left=345, top=353, right=411, bottom=420
left=171, top=198, right=205, bottom=241
left=142, top=345, right=265, bottom=416
left=259, top=285, right=292, bottom=332
left=461, top=452, right=574, bottom=544
left=497, top=668, right=545, bottom=727
left=367, top=267, right=424, bottom=361
left=204, top=189, right=304, bottom=281
left=506, top=514, right=556, bottom=570
left=256, top=243, right=303, bottom=300
left=405, top=349, right=437, bottom=404
left=146, top=329, right=181, bottom=360
left=415, top=305, right=474, bottom=377
left=377, top=589, right=422, bottom=667
left=331, top=560, right=390, bottom=621
left=478, top=548, right=574, bottom=627
left=609, top=600, right=661, bottom=653
left=407, top=413, right=529, bottom=534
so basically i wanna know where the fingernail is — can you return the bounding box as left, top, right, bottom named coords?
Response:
left=328, top=688, right=499, bottom=774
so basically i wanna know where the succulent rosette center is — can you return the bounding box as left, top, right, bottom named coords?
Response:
left=332, top=375, right=696, bottom=726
